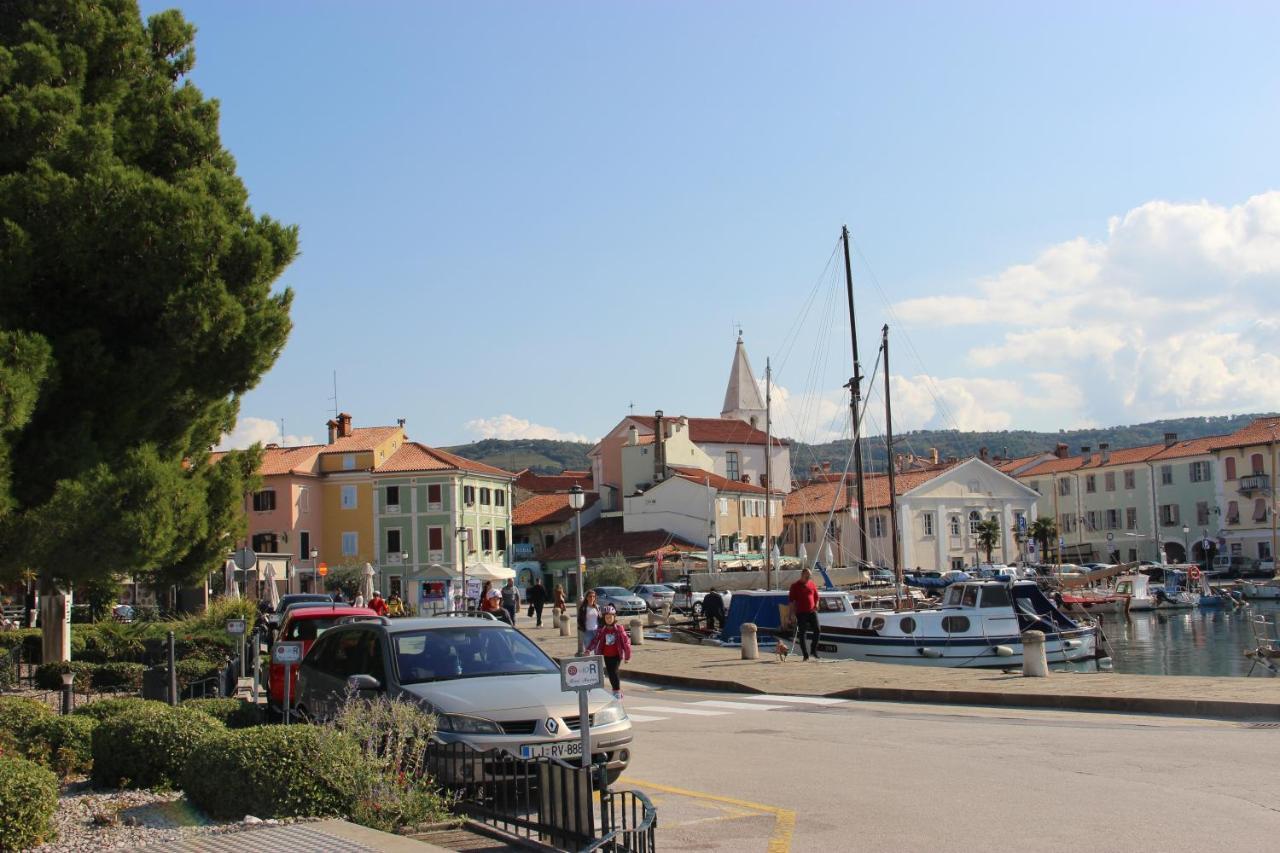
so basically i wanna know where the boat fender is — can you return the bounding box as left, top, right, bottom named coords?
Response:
left=1097, top=657, right=1113, bottom=670
left=917, top=647, right=942, bottom=658
left=1063, top=639, right=1082, bottom=649
left=993, top=645, right=1014, bottom=657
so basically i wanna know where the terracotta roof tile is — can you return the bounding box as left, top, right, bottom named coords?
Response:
left=539, top=517, right=699, bottom=562
left=784, top=462, right=960, bottom=515
left=380, top=443, right=515, bottom=477
left=259, top=445, right=324, bottom=476
left=512, top=493, right=600, bottom=526
left=514, top=470, right=595, bottom=494
left=1149, top=434, right=1231, bottom=460
left=667, top=465, right=776, bottom=495
left=318, top=426, right=403, bottom=454
left=628, top=416, right=787, bottom=447
left=1210, top=417, right=1280, bottom=451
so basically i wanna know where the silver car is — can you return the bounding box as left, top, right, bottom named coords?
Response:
left=593, top=586, right=647, bottom=617
left=293, top=616, right=633, bottom=781
left=630, top=584, right=675, bottom=612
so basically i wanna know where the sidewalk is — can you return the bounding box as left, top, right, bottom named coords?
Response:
left=521, top=620, right=1280, bottom=721
left=162, top=819, right=451, bottom=852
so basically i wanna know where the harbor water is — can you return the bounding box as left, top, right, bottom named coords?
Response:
left=1086, top=600, right=1280, bottom=677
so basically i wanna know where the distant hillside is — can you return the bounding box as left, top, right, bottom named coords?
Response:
left=443, top=439, right=592, bottom=474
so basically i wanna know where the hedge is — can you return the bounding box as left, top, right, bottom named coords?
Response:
left=183, top=726, right=360, bottom=820
left=34, top=660, right=98, bottom=691
left=72, top=697, right=159, bottom=722
left=182, top=698, right=263, bottom=729
left=34, top=715, right=97, bottom=777
left=0, top=756, right=58, bottom=850
left=0, top=696, right=54, bottom=754
left=91, top=703, right=225, bottom=789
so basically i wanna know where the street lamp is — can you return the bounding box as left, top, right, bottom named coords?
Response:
left=1181, top=524, right=1190, bottom=562
left=569, top=485, right=585, bottom=653
left=457, top=527, right=470, bottom=612
left=307, top=548, right=318, bottom=594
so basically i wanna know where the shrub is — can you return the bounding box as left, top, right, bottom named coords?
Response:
left=183, top=725, right=360, bottom=820
left=83, top=622, right=147, bottom=662
left=0, top=628, right=40, bottom=653
left=92, top=703, right=225, bottom=789
left=0, top=756, right=58, bottom=849
left=92, top=662, right=146, bottom=690
left=34, top=660, right=97, bottom=691
left=35, top=715, right=96, bottom=777
left=182, top=698, right=263, bottom=729
left=174, top=657, right=224, bottom=691
left=73, top=697, right=159, bottom=722
left=0, top=696, right=54, bottom=754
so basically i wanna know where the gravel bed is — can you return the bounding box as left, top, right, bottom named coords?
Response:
left=30, top=782, right=319, bottom=852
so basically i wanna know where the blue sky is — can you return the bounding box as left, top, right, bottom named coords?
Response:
left=139, top=2, right=1280, bottom=449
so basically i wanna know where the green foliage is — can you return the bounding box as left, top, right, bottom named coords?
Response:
left=587, top=552, right=636, bottom=590
left=82, top=621, right=147, bottom=662
left=34, top=714, right=97, bottom=778
left=182, top=725, right=360, bottom=820
left=72, top=697, right=158, bottom=722
left=1030, top=516, right=1058, bottom=561
left=0, top=0, right=296, bottom=601
left=0, top=755, right=58, bottom=850
left=182, top=697, right=262, bottom=729
left=324, top=563, right=364, bottom=600
left=173, top=656, right=222, bottom=690
left=975, top=518, right=1001, bottom=563
left=91, top=703, right=224, bottom=789
left=34, top=660, right=97, bottom=690
left=442, top=439, right=588, bottom=475
left=0, top=695, right=54, bottom=754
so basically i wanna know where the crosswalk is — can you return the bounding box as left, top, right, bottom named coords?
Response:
left=623, top=691, right=848, bottom=725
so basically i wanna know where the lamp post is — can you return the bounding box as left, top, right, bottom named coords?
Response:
left=1181, top=524, right=1190, bottom=563
left=396, top=550, right=408, bottom=600
left=569, top=485, right=585, bottom=653
left=307, top=548, right=318, bottom=594
left=457, top=527, right=470, bottom=612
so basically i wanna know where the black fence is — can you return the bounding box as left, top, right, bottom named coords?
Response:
left=424, top=740, right=656, bottom=852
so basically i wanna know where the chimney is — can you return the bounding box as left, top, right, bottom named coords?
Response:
left=740, top=475, right=750, bottom=484
left=653, top=410, right=666, bottom=481
left=1164, top=432, right=1177, bottom=448
left=979, top=447, right=990, bottom=462
left=822, top=461, right=832, bottom=473
left=628, top=425, right=638, bottom=446
left=396, top=418, right=406, bottom=428
left=326, top=419, right=338, bottom=444
left=930, top=447, right=939, bottom=465
left=338, top=412, right=353, bottom=438
left=1055, top=442, right=1069, bottom=459
left=810, top=464, right=822, bottom=478
left=1099, top=442, right=1111, bottom=464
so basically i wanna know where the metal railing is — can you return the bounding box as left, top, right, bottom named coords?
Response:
left=593, top=787, right=658, bottom=853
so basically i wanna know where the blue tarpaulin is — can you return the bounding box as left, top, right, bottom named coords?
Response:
left=720, top=591, right=791, bottom=644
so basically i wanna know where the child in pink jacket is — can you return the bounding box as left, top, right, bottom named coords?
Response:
left=585, top=605, right=632, bottom=697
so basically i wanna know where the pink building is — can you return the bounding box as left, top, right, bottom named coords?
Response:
left=243, top=444, right=325, bottom=568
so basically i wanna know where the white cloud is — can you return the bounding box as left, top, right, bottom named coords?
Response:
left=892, top=191, right=1280, bottom=426
left=464, top=414, right=590, bottom=443
left=217, top=416, right=315, bottom=451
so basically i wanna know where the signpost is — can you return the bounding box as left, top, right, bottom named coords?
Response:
left=273, top=641, right=304, bottom=724
left=560, top=655, right=604, bottom=768
left=233, top=548, right=257, bottom=570
left=227, top=618, right=246, bottom=677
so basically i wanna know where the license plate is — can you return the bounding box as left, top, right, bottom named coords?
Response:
left=520, top=740, right=583, bottom=759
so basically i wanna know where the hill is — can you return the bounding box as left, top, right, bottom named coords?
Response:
left=442, top=439, right=592, bottom=474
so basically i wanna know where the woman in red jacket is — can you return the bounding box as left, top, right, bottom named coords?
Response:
left=585, top=605, right=632, bottom=698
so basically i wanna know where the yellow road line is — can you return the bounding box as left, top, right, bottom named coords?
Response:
left=621, top=777, right=796, bottom=853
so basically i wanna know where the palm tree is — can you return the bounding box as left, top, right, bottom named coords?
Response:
left=1029, top=516, right=1058, bottom=562
left=976, top=517, right=1001, bottom=563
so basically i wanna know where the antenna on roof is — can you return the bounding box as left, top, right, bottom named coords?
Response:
left=280, top=418, right=286, bottom=443
left=628, top=401, right=635, bottom=415
left=328, top=370, right=338, bottom=418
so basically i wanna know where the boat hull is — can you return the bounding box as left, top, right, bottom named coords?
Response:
left=1241, top=583, right=1280, bottom=600
left=811, top=626, right=1098, bottom=668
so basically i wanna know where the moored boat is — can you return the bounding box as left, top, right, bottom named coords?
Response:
left=1241, top=580, right=1280, bottom=600
left=1060, top=590, right=1129, bottom=614
left=1114, top=573, right=1196, bottom=610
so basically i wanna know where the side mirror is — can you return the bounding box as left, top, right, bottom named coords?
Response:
left=346, top=674, right=382, bottom=693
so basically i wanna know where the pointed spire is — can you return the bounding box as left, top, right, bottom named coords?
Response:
left=721, top=334, right=767, bottom=426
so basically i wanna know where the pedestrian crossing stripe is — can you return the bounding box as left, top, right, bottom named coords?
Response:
left=624, top=714, right=668, bottom=723
left=628, top=704, right=732, bottom=716
left=693, top=700, right=788, bottom=712
left=748, top=694, right=848, bottom=706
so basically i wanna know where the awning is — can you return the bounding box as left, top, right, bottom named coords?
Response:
left=466, top=562, right=516, bottom=581
left=421, top=563, right=461, bottom=580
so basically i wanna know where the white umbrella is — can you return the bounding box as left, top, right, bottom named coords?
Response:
left=821, top=541, right=834, bottom=569
left=223, top=560, right=240, bottom=599
left=362, top=562, right=376, bottom=603
left=467, top=562, right=516, bottom=581
left=262, top=561, right=281, bottom=610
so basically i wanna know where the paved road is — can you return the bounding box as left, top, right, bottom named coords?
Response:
left=615, top=682, right=1280, bottom=852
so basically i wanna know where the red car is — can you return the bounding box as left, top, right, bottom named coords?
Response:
left=269, top=605, right=377, bottom=709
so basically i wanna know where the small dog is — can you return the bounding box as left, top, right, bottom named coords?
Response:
left=774, top=640, right=790, bottom=662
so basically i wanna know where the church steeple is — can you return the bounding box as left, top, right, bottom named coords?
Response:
left=721, top=333, right=767, bottom=428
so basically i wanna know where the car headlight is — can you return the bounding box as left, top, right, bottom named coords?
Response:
left=436, top=713, right=503, bottom=734
left=592, top=700, right=628, bottom=727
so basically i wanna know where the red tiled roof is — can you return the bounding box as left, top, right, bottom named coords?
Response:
left=667, top=465, right=774, bottom=495
left=318, top=426, right=402, bottom=454
left=539, top=517, right=699, bottom=562
left=514, top=469, right=595, bottom=494
left=1150, top=434, right=1231, bottom=460
left=628, top=416, right=787, bottom=447
left=259, top=444, right=324, bottom=476
left=380, top=443, right=514, bottom=477
left=512, top=493, right=600, bottom=526
left=1019, top=441, right=1198, bottom=477
left=784, top=462, right=960, bottom=515
left=1210, top=417, right=1280, bottom=451
left=994, top=453, right=1047, bottom=473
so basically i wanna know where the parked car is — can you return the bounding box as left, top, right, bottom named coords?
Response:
left=666, top=582, right=732, bottom=616
left=268, top=605, right=377, bottom=711
left=293, top=616, right=633, bottom=782
left=593, top=587, right=647, bottom=617
left=1210, top=554, right=1274, bottom=578
left=264, top=593, right=333, bottom=630
left=631, top=584, right=676, bottom=611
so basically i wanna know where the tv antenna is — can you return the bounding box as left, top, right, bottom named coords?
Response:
left=328, top=370, right=338, bottom=418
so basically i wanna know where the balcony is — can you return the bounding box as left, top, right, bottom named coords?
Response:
left=1239, top=474, right=1271, bottom=495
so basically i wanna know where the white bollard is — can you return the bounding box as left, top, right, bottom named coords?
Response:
left=661, top=602, right=672, bottom=624
left=629, top=618, right=644, bottom=646
left=1021, top=630, right=1048, bottom=677
left=741, top=623, right=759, bottom=660
left=558, top=612, right=571, bottom=638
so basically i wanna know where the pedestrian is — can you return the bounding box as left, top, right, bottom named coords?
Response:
left=528, top=578, right=548, bottom=627
left=788, top=566, right=821, bottom=661
left=578, top=589, right=602, bottom=650
left=387, top=592, right=405, bottom=617
left=703, top=587, right=725, bottom=633
left=479, top=581, right=500, bottom=616
left=354, top=593, right=365, bottom=608
left=585, top=605, right=632, bottom=698
left=369, top=591, right=388, bottom=617
left=500, top=578, right=520, bottom=625
left=554, top=584, right=566, bottom=618
left=333, top=589, right=346, bottom=604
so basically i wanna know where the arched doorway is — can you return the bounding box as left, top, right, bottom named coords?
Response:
left=1164, top=542, right=1186, bottom=563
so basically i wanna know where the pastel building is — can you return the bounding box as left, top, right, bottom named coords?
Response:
left=1212, top=417, right=1280, bottom=564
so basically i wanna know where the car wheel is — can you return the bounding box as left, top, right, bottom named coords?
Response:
left=693, top=602, right=703, bottom=616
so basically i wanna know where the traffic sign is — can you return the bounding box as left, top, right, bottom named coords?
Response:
left=560, top=655, right=604, bottom=692
left=232, top=547, right=257, bottom=570
left=226, top=619, right=246, bottom=635
left=272, top=641, right=304, bottom=664
left=1058, top=537, right=1066, bottom=548
left=1106, top=532, right=1114, bottom=542
left=317, top=562, right=329, bottom=577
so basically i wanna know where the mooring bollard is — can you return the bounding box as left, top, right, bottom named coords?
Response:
left=629, top=618, right=644, bottom=646
left=661, top=602, right=672, bottom=624
left=741, top=623, right=759, bottom=659
left=1021, top=630, right=1048, bottom=677
left=558, top=612, right=571, bottom=638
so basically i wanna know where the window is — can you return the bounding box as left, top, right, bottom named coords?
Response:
left=342, top=454, right=355, bottom=470
left=1189, top=461, right=1212, bottom=483
left=1161, top=465, right=1173, bottom=486
left=725, top=451, right=740, bottom=482
left=1227, top=500, right=1240, bottom=524
left=427, top=484, right=443, bottom=510
left=1252, top=453, right=1265, bottom=474
left=1105, top=509, right=1119, bottom=530
left=251, top=490, right=276, bottom=512
left=922, top=512, right=934, bottom=537
left=496, top=529, right=507, bottom=552
left=1104, top=472, right=1116, bottom=492
left=1260, top=542, right=1273, bottom=562
left=1085, top=510, right=1099, bottom=531
left=480, top=528, right=492, bottom=552
left=1159, top=504, right=1179, bottom=526
left=341, top=485, right=357, bottom=509
left=463, top=485, right=476, bottom=505
left=1196, top=501, right=1210, bottom=526
left=1225, top=457, right=1237, bottom=481
left=386, top=528, right=401, bottom=554
left=251, top=533, right=278, bottom=552
left=544, top=534, right=556, bottom=549
left=968, top=511, right=981, bottom=536
left=1014, top=511, right=1026, bottom=534
left=1059, top=513, right=1076, bottom=533
left=1029, top=480, right=1041, bottom=495
left=427, top=527, right=443, bottom=551
left=899, top=616, right=916, bottom=634
left=1058, top=479, right=1071, bottom=496
left=870, top=515, right=885, bottom=538
left=1254, top=498, right=1269, bottom=523
left=941, top=616, right=971, bottom=633
left=479, top=487, right=491, bottom=506
left=1124, top=470, right=1136, bottom=490
left=950, top=558, right=965, bottom=571
left=1085, top=475, right=1096, bottom=493
left=299, top=530, right=310, bottom=559
left=495, top=490, right=506, bottom=507
left=802, top=522, right=814, bottom=543
left=826, top=520, right=839, bottom=541
left=1128, top=548, right=1138, bottom=562
left=980, top=586, right=1011, bottom=608
left=719, top=535, right=730, bottom=552
left=719, top=498, right=728, bottom=516
left=1126, top=507, right=1137, bottom=530
left=386, top=486, right=400, bottom=508
left=298, top=487, right=311, bottom=514
left=341, top=532, right=358, bottom=555
left=949, top=515, right=961, bottom=536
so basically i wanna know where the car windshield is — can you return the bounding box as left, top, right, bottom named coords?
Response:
left=283, top=616, right=351, bottom=642
left=597, top=587, right=630, bottom=597
left=278, top=595, right=331, bottom=610
left=393, top=626, right=557, bottom=684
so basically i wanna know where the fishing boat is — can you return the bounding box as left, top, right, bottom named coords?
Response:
left=721, top=581, right=1098, bottom=668
left=1114, top=573, right=1196, bottom=610
left=1059, top=589, right=1128, bottom=614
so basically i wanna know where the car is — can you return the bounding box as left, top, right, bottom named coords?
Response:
left=293, top=615, right=633, bottom=781
left=630, top=584, right=676, bottom=611
left=666, top=582, right=732, bottom=615
left=264, top=593, right=334, bottom=630
left=593, top=586, right=647, bottom=617
left=268, top=605, right=377, bottom=710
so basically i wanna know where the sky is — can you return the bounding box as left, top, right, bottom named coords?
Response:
left=134, top=1, right=1280, bottom=451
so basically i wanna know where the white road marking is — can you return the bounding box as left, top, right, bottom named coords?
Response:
left=630, top=704, right=733, bottom=717
left=748, top=694, right=848, bottom=706
left=625, top=714, right=668, bottom=723
left=694, top=700, right=788, bottom=712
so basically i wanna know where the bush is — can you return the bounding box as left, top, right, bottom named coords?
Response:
left=92, top=703, right=225, bottom=789
left=34, top=715, right=96, bottom=777
left=83, top=622, right=147, bottom=662
left=174, top=657, right=224, bottom=691
left=0, top=696, right=54, bottom=754
left=92, top=662, right=146, bottom=690
left=34, top=660, right=97, bottom=691
left=182, top=698, right=263, bottom=729
left=0, top=628, right=40, bottom=653
left=183, top=725, right=360, bottom=820
left=586, top=552, right=637, bottom=590
left=73, top=697, right=158, bottom=722
left=0, top=756, right=58, bottom=849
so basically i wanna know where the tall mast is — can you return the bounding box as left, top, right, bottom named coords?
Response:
left=841, top=226, right=869, bottom=567
left=882, top=325, right=902, bottom=608
left=765, top=358, right=773, bottom=590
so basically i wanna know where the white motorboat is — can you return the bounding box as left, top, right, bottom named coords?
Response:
left=1114, top=573, right=1195, bottom=611
left=1241, top=580, right=1280, bottom=600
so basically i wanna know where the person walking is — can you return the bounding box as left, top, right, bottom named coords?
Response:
left=528, top=579, right=548, bottom=627
left=585, top=605, right=632, bottom=698
left=788, top=567, right=822, bottom=661
left=553, top=584, right=566, bottom=617
left=369, top=591, right=388, bottom=617
left=354, top=593, right=365, bottom=608
left=479, top=581, right=501, bottom=617
left=577, top=589, right=602, bottom=651
left=702, top=587, right=725, bottom=633
left=500, top=578, right=520, bottom=625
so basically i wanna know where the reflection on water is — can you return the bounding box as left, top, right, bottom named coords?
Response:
left=1086, top=601, right=1280, bottom=677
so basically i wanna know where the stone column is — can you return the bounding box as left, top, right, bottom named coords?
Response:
left=628, top=618, right=644, bottom=646
left=935, top=504, right=949, bottom=571
left=741, top=623, right=758, bottom=659
left=1021, top=630, right=1048, bottom=677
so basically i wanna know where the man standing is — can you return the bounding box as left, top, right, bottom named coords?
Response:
left=527, top=578, right=548, bottom=627
left=369, top=591, right=388, bottom=617
left=500, top=578, right=520, bottom=625
left=788, top=567, right=821, bottom=661
left=702, top=587, right=725, bottom=633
